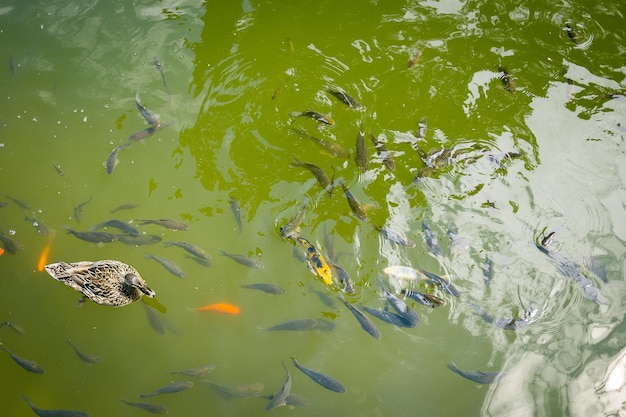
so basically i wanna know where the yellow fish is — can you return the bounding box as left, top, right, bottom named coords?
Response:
left=297, top=237, right=333, bottom=285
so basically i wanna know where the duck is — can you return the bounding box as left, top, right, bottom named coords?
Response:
left=44, top=260, right=155, bottom=307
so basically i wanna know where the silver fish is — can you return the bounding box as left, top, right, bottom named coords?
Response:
left=121, top=398, right=167, bottom=415
left=341, top=298, right=381, bottom=339
left=292, top=358, right=346, bottom=393
left=291, top=155, right=333, bottom=196
left=153, top=56, right=170, bottom=95
left=5, top=195, right=31, bottom=209
left=422, top=221, right=442, bottom=256
left=135, top=91, right=161, bottom=127
left=360, top=305, right=415, bottom=328
left=136, top=219, right=189, bottom=231
left=266, top=362, right=291, bottom=411
left=289, top=110, right=334, bottom=125
left=164, top=241, right=211, bottom=260
left=326, top=88, right=362, bottom=109
left=128, top=121, right=172, bottom=142
left=91, top=219, right=139, bottom=236
left=0, top=321, right=25, bottom=334
left=110, top=203, right=140, bottom=213
left=145, top=253, right=187, bottom=278
left=229, top=196, right=243, bottom=234
left=116, top=234, right=162, bottom=246
left=63, top=225, right=118, bottom=244
left=66, top=339, right=101, bottom=364
left=263, top=318, right=335, bottom=332
left=21, top=395, right=89, bottom=417
left=355, top=130, right=369, bottom=172
left=140, top=381, right=194, bottom=398
left=280, top=198, right=308, bottom=240
left=219, top=249, right=264, bottom=269
left=73, top=196, right=92, bottom=222
left=25, top=215, right=51, bottom=237
left=241, top=283, right=285, bottom=294
left=0, top=231, right=25, bottom=254
left=142, top=303, right=165, bottom=334
left=203, top=380, right=264, bottom=399
left=106, top=142, right=132, bottom=174
left=169, top=364, right=216, bottom=377
left=2, top=347, right=44, bottom=374
left=447, top=361, right=505, bottom=384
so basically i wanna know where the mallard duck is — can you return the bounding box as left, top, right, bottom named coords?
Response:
left=44, top=260, right=155, bottom=307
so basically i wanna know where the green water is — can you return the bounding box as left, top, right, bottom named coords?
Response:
left=1, top=0, right=625, bottom=416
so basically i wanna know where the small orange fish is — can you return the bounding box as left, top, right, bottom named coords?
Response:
left=194, top=303, right=240, bottom=315
left=36, top=238, right=52, bottom=272
left=0, top=247, right=4, bottom=256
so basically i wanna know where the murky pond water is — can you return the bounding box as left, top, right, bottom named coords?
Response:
left=1, top=1, right=625, bottom=416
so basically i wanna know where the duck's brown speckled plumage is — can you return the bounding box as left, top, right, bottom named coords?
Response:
left=45, top=260, right=155, bottom=307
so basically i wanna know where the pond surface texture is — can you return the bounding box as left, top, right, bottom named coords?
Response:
left=1, top=0, right=625, bottom=416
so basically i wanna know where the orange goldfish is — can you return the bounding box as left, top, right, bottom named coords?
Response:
left=37, top=238, right=52, bottom=272
left=194, top=303, right=240, bottom=315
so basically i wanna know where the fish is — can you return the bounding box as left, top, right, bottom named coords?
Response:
left=91, top=219, right=139, bottom=236
left=402, top=289, right=446, bottom=308
left=21, top=395, right=90, bottom=417
left=1, top=347, right=44, bottom=374
left=340, top=298, right=381, bottom=339
left=565, top=23, right=579, bottom=44
left=375, top=226, right=416, bottom=248
left=263, top=318, right=335, bottom=332
left=422, top=221, right=443, bottom=256
left=121, top=398, right=167, bottom=415
left=266, top=362, right=291, bottom=411
left=136, top=219, right=189, bottom=230
left=262, top=393, right=309, bottom=407
left=292, top=358, right=346, bottom=393
left=296, top=237, right=333, bottom=285
left=140, top=381, right=194, bottom=398
left=194, top=303, right=240, bottom=315
left=447, top=361, right=505, bottom=384
left=9, top=48, right=15, bottom=75
left=229, top=196, right=243, bottom=234
left=203, top=380, right=264, bottom=399
left=63, top=225, right=118, bottom=244
left=280, top=198, right=308, bottom=240
left=219, top=249, right=264, bottom=269
left=153, top=56, right=170, bottom=94
left=379, top=280, right=420, bottom=326
left=291, top=155, right=333, bottom=196
left=25, top=215, right=51, bottom=237
left=241, top=283, right=285, bottom=294
left=52, top=161, right=65, bottom=176
left=0, top=247, right=4, bottom=256
left=73, top=196, right=92, bottom=222
left=540, top=231, right=555, bottom=249
left=287, top=37, right=294, bottom=53
left=360, top=305, right=415, bottom=328
left=498, top=65, right=515, bottom=93
left=341, top=183, right=368, bottom=221
left=0, top=231, right=25, bottom=254
left=383, top=265, right=421, bottom=281
left=470, top=302, right=538, bottom=330
left=0, top=201, right=7, bottom=208
left=116, top=233, right=162, bottom=246
left=5, top=195, right=31, bottom=209
left=323, top=223, right=338, bottom=263
left=0, top=321, right=25, bottom=334
left=326, top=88, right=362, bottom=109
left=419, top=268, right=461, bottom=297
left=128, top=122, right=172, bottom=142
left=416, top=117, right=427, bottom=140
left=66, top=339, right=102, bottom=364
left=110, top=203, right=140, bottom=213
left=164, top=241, right=211, bottom=260
left=483, top=256, right=494, bottom=287
left=408, top=49, right=423, bottom=69
left=289, top=127, right=349, bottom=158
left=584, top=256, right=608, bottom=283
left=289, top=110, right=334, bottom=125
left=371, top=134, right=395, bottom=171
left=106, top=142, right=132, bottom=174
left=142, top=302, right=165, bottom=334
left=169, top=364, right=216, bottom=377
left=330, top=263, right=356, bottom=294
left=355, top=130, right=369, bottom=172
left=135, top=91, right=161, bottom=127
left=145, top=253, right=186, bottom=278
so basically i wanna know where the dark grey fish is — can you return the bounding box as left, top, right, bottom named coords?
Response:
left=498, top=65, right=515, bottom=93
left=540, top=231, right=555, bottom=248
left=91, top=219, right=139, bottom=236
left=63, top=225, right=117, bottom=243
left=330, top=263, right=356, bottom=294
left=145, top=253, right=187, bottom=278
left=323, top=223, right=338, bottom=263
left=341, top=298, right=381, bottom=339
left=280, top=198, right=308, bottom=240
left=0, top=201, right=7, bottom=208
left=291, top=155, right=333, bottom=196
left=128, top=121, right=172, bottom=142
left=9, top=48, right=15, bottom=75
left=370, top=134, right=395, bottom=171
left=5, top=195, right=31, bottom=209
left=135, top=91, right=161, bottom=127
left=565, top=23, right=579, bottom=44
left=169, top=364, right=216, bottom=377
left=326, top=88, right=362, bottom=109
left=203, top=380, right=264, bottom=399
left=380, top=284, right=419, bottom=326
left=22, top=395, right=90, bottom=417
left=185, top=255, right=211, bottom=267
left=355, top=130, right=369, bottom=172
left=116, top=233, right=162, bottom=246
left=376, top=226, right=415, bottom=248
left=52, top=161, right=66, bottom=176
left=140, top=381, right=194, bottom=398
left=73, top=196, right=92, bottom=222
left=264, top=318, right=335, bottom=332
left=483, top=256, right=494, bottom=287
left=470, top=302, right=537, bottom=330
left=2, top=347, right=44, bottom=374
left=25, top=215, right=51, bottom=237
left=289, top=127, right=349, bottom=158
left=241, top=283, right=285, bottom=294
left=422, top=221, right=442, bottom=256
left=447, top=361, right=505, bottom=384
left=219, top=249, right=264, bottom=269
left=110, top=203, right=140, bottom=213
left=261, top=393, right=309, bottom=407
left=360, top=305, right=415, bottom=328
left=341, top=183, right=368, bottom=221
left=402, top=289, right=446, bottom=308
left=164, top=241, right=211, bottom=260
left=142, top=302, right=165, bottom=334
left=419, top=268, right=461, bottom=297
left=136, top=219, right=189, bottom=231
left=292, top=358, right=345, bottom=393
left=66, top=340, right=101, bottom=364
left=0, top=232, right=25, bottom=253
left=153, top=56, right=170, bottom=94
left=289, top=110, right=334, bottom=125
left=0, top=321, right=25, bottom=334
left=106, top=142, right=132, bottom=174
left=229, top=196, right=243, bottom=234
left=121, top=398, right=167, bottom=415
left=266, top=362, right=291, bottom=411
